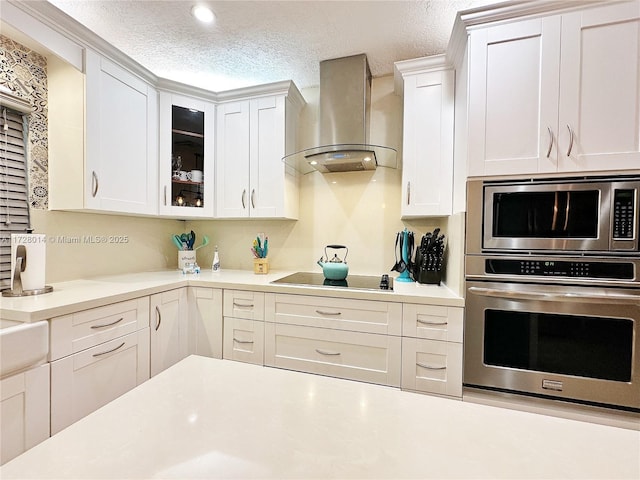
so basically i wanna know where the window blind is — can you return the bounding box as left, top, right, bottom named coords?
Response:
left=1, top=107, right=31, bottom=290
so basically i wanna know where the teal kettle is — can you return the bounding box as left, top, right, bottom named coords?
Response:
left=317, top=245, right=349, bottom=280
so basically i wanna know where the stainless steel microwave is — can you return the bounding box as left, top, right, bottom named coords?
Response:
left=466, top=176, right=639, bottom=255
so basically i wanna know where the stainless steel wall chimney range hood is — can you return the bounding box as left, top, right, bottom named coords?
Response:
left=283, top=54, right=397, bottom=174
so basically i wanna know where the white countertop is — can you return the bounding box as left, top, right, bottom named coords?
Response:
left=0, top=269, right=464, bottom=322
left=1, top=355, right=638, bottom=479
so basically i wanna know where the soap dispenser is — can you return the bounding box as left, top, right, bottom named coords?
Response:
left=212, top=246, right=220, bottom=272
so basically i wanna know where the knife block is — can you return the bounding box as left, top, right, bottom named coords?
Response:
left=253, top=258, right=269, bottom=274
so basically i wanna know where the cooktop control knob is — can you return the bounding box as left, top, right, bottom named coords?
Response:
left=379, top=274, right=390, bottom=290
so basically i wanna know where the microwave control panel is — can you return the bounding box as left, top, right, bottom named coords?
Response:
left=613, top=189, right=636, bottom=239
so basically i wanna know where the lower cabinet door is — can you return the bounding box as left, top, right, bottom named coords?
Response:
left=223, top=317, right=264, bottom=365
left=0, top=363, right=50, bottom=465
left=50, top=329, right=150, bottom=434
left=401, top=337, right=462, bottom=397
left=188, top=287, right=223, bottom=359
left=265, top=323, right=401, bottom=387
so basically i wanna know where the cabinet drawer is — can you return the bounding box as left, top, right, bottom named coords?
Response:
left=223, top=290, right=265, bottom=320
left=264, top=293, right=402, bottom=335
left=50, top=297, right=150, bottom=361
left=51, top=328, right=150, bottom=434
left=401, top=337, right=462, bottom=398
left=265, top=323, right=401, bottom=387
left=402, top=304, right=463, bottom=342
left=223, top=317, right=264, bottom=365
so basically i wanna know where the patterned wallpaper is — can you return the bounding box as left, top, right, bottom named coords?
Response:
left=0, top=35, right=49, bottom=209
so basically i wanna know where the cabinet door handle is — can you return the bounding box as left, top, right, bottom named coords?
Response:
left=93, top=341, right=126, bottom=358
left=546, top=127, right=554, bottom=158
left=251, top=189, right=256, bottom=209
left=315, top=309, right=341, bottom=316
left=233, top=300, right=254, bottom=308
left=407, top=181, right=411, bottom=205
left=92, top=171, right=99, bottom=197
left=316, top=348, right=341, bottom=356
left=164, top=185, right=167, bottom=206
left=566, top=124, right=574, bottom=156
left=233, top=338, right=254, bottom=344
left=416, top=319, right=447, bottom=326
left=416, top=362, right=446, bottom=371
left=90, top=317, right=124, bottom=329
left=155, top=305, right=161, bottom=331
left=241, top=189, right=246, bottom=209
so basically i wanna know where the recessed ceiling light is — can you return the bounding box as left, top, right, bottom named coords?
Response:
left=191, top=5, right=215, bottom=23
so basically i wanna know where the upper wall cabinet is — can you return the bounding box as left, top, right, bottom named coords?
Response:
left=467, top=2, right=640, bottom=177
left=158, top=92, right=215, bottom=217
left=215, top=83, right=305, bottom=219
left=49, top=49, right=158, bottom=215
left=395, top=56, right=455, bottom=217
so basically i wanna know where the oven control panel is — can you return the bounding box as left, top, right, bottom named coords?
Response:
left=485, top=259, right=634, bottom=280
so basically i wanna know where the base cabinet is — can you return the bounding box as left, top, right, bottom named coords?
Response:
left=223, top=317, right=265, bottom=365
left=0, top=363, right=50, bottom=465
left=265, top=323, right=401, bottom=387
left=50, top=329, right=149, bottom=434
left=188, top=287, right=223, bottom=359
left=401, top=337, right=462, bottom=397
left=222, top=290, right=266, bottom=365
left=150, top=288, right=188, bottom=376
left=401, top=303, right=464, bottom=398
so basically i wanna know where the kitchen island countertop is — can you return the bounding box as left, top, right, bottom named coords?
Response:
left=1, top=355, right=638, bottom=479
left=0, top=269, right=464, bottom=322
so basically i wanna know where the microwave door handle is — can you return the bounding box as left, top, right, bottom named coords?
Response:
left=468, top=287, right=640, bottom=305
left=563, top=191, right=570, bottom=232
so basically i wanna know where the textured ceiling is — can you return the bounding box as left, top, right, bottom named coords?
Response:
left=47, top=0, right=494, bottom=91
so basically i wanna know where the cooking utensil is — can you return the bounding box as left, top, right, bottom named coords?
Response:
left=317, top=245, right=349, bottom=280
left=172, top=235, right=184, bottom=250
left=194, top=235, right=209, bottom=251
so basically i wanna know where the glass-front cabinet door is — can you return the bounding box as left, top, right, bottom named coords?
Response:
left=159, top=92, right=214, bottom=217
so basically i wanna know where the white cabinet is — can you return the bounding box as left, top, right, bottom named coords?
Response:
left=150, top=288, right=188, bottom=376
left=0, top=364, right=50, bottom=465
left=557, top=3, right=640, bottom=172
left=187, top=287, right=223, bottom=359
left=223, top=317, right=265, bottom=365
left=49, top=298, right=150, bottom=434
left=222, top=290, right=265, bottom=365
left=48, top=49, right=158, bottom=215
left=264, top=293, right=402, bottom=387
left=215, top=82, right=304, bottom=219
left=400, top=303, right=463, bottom=398
left=468, top=2, right=640, bottom=176
left=395, top=56, right=455, bottom=216
left=159, top=92, right=215, bottom=217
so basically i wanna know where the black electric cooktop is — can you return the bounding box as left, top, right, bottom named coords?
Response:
left=272, top=272, right=392, bottom=291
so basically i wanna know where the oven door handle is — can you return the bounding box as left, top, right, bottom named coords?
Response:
left=468, top=287, right=640, bottom=305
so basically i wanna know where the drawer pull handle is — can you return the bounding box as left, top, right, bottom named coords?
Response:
left=233, top=338, right=254, bottom=344
left=93, top=341, right=125, bottom=358
left=233, top=301, right=254, bottom=308
left=315, top=310, right=341, bottom=316
left=416, top=319, right=447, bottom=326
left=416, top=362, right=446, bottom=371
left=90, top=317, right=124, bottom=329
left=316, top=348, right=341, bottom=356
left=155, top=306, right=161, bottom=331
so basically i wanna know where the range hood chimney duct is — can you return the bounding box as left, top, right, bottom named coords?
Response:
left=283, top=54, right=397, bottom=174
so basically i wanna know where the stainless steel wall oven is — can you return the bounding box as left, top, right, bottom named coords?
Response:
left=465, top=176, right=640, bottom=411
